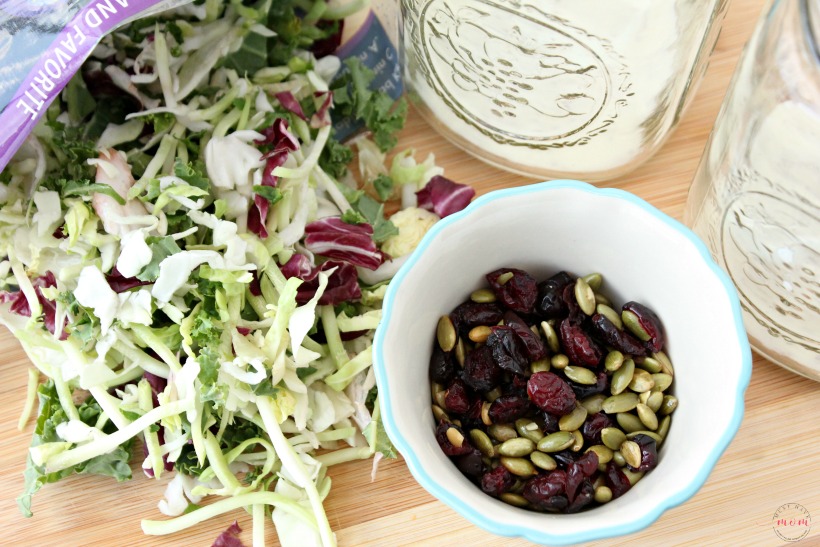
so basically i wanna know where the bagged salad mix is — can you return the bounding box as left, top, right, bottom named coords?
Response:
left=0, top=1, right=474, bottom=544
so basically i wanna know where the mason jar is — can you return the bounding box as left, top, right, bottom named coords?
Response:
left=399, top=0, right=728, bottom=181
left=685, top=0, right=820, bottom=380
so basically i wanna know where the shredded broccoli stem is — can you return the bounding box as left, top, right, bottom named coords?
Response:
left=112, top=340, right=170, bottom=378
left=17, top=368, right=39, bottom=431
left=252, top=503, right=266, bottom=547
left=320, top=305, right=348, bottom=370
left=153, top=25, right=177, bottom=108
left=142, top=491, right=316, bottom=536
left=325, top=346, right=372, bottom=392
left=203, top=431, right=243, bottom=492
left=45, top=399, right=192, bottom=473
left=315, top=446, right=372, bottom=467
left=138, top=379, right=164, bottom=478
left=89, top=386, right=132, bottom=430
left=129, top=324, right=182, bottom=373
left=257, top=396, right=335, bottom=547
left=53, top=367, right=80, bottom=422
left=323, top=0, right=370, bottom=19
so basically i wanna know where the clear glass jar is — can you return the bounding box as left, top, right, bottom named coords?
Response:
left=399, top=0, right=728, bottom=181
left=685, top=0, right=820, bottom=380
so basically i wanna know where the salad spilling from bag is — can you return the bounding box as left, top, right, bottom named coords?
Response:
left=0, top=1, right=474, bottom=545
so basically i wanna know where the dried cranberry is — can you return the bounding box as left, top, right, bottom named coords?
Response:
left=486, top=268, right=538, bottom=314
left=559, top=319, right=603, bottom=368
left=444, top=379, right=473, bottom=415
left=462, top=345, right=502, bottom=392
left=522, top=470, right=568, bottom=511
left=566, top=481, right=595, bottom=513
left=454, top=449, right=485, bottom=478
left=429, top=344, right=455, bottom=384
left=480, top=464, right=515, bottom=497
left=622, top=301, right=666, bottom=353
left=581, top=412, right=613, bottom=445
left=450, top=301, right=503, bottom=337
left=503, top=311, right=547, bottom=361
left=486, top=325, right=529, bottom=376
left=552, top=450, right=577, bottom=469
left=575, top=450, right=599, bottom=476
left=535, top=271, right=574, bottom=319
left=562, top=284, right=586, bottom=325
left=590, top=313, right=647, bottom=356
left=536, top=411, right=560, bottom=434
left=435, top=421, right=473, bottom=456
left=629, top=433, right=659, bottom=472
left=488, top=394, right=532, bottom=424
left=569, top=370, right=608, bottom=399
left=604, top=461, right=632, bottom=498
left=527, top=372, right=576, bottom=416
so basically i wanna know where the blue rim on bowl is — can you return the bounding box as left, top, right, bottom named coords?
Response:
left=373, top=179, right=752, bottom=545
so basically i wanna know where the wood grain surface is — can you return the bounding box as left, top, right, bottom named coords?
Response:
left=3, top=0, right=820, bottom=545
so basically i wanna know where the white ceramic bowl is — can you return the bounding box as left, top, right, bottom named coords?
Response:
left=374, top=180, right=752, bottom=545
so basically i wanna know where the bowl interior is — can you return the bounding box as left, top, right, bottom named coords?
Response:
left=375, top=181, right=750, bottom=545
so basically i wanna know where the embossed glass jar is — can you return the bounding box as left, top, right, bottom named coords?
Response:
left=685, top=0, right=820, bottom=380
left=399, top=0, right=728, bottom=181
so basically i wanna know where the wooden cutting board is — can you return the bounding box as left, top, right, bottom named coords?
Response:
left=3, top=0, right=820, bottom=545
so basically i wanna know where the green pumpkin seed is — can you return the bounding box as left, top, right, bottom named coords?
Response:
left=481, top=402, right=492, bottom=426
left=601, top=427, right=627, bottom=450
left=582, top=272, right=603, bottom=291
left=636, top=356, right=662, bottom=373
left=626, top=430, right=663, bottom=444
left=551, top=354, right=569, bottom=370
left=500, top=456, right=537, bottom=477
left=612, top=450, right=626, bottom=466
left=575, top=278, right=596, bottom=316
left=455, top=337, right=466, bottom=367
left=540, top=321, right=560, bottom=353
left=622, top=468, right=645, bottom=486
left=651, top=373, right=673, bottom=392
left=657, top=415, right=671, bottom=444
left=659, top=395, right=678, bottom=416
left=432, top=383, right=447, bottom=408
left=602, top=392, right=639, bottom=414
left=622, top=309, right=651, bottom=341
left=571, top=430, right=584, bottom=452
left=617, top=412, right=645, bottom=433
left=469, top=325, right=492, bottom=343
left=629, top=369, right=655, bottom=393
left=586, top=444, right=614, bottom=464
left=597, top=304, right=623, bottom=329
left=486, top=387, right=502, bottom=403
left=537, top=431, right=575, bottom=452
left=498, top=437, right=536, bottom=457
left=594, top=485, right=613, bottom=503
left=645, top=391, right=664, bottom=413
left=531, top=358, right=551, bottom=374
left=620, top=440, right=641, bottom=468
left=446, top=427, right=465, bottom=448
left=593, top=475, right=606, bottom=490
left=611, top=358, right=635, bottom=395
left=564, top=366, right=598, bottom=385
left=500, top=492, right=529, bottom=507
left=436, top=315, right=457, bottom=352
left=470, top=288, right=496, bottom=303
left=510, top=479, right=525, bottom=494
left=432, top=405, right=449, bottom=422
left=515, top=419, right=544, bottom=443
left=636, top=403, right=659, bottom=430
left=605, top=350, right=625, bottom=372
left=496, top=272, right=514, bottom=285
left=653, top=351, right=675, bottom=375
left=470, top=429, right=495, bottom=457
left=595, top=292, right=612, bottom=306
left=559, top=404, right=588, bottom=432
left=530, top=451, right=557, bottom=471
left=580, top=393, right=606, bottom=414
left=488, top=424, right=518, bottom=442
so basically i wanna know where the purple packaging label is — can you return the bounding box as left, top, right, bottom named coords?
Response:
left=333, top=10, right=403, bottom=143
left=0, top=0, right=167, bottom=173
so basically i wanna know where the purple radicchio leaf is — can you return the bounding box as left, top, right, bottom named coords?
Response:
left=249, top=119, right=300, bottom=238
left=311, top=91, right=333, bottom=128
left=212, top=520, right=244, bottom=547
left=304, top=216, right=386, bottom=270
left=106, top=266, right=152, bottom=293
left=416, top=175, right=475, bottom=218
left=280, top=254, right=362, bottom=305
left=274, top=91, right=307, bottom=121
left=0, top=271, right=67, bottom=339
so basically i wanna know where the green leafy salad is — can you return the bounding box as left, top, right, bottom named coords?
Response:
left=0, top=1, right=475, bottom=545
